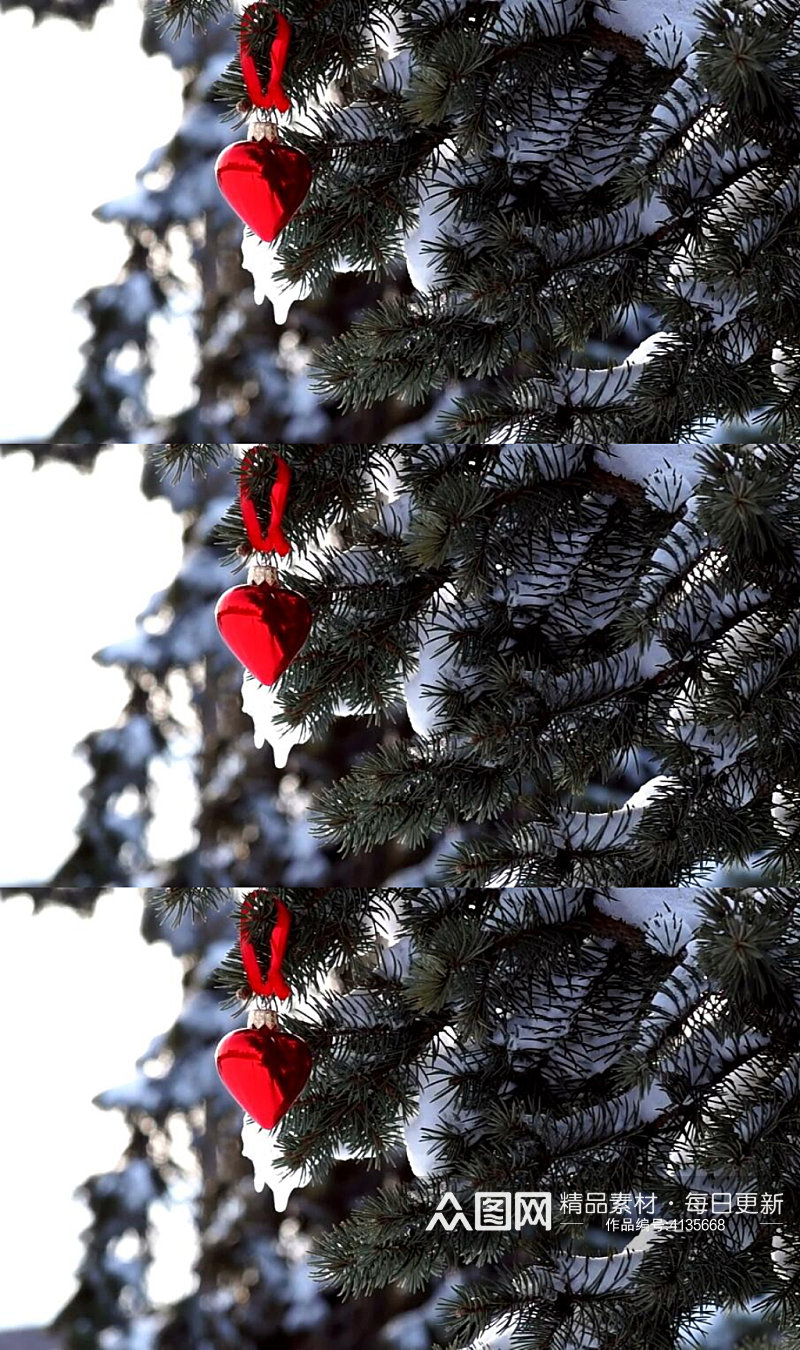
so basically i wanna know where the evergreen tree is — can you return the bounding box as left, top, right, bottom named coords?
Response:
left=11, top=0, right=800, bottom=440
left=23, top=885, right=791, bottom=1349
left=54, top=883, right=792, bottom=1350
left=154, top=442, right=800, bottom=886
left=142, top=0, right=800, bottom=440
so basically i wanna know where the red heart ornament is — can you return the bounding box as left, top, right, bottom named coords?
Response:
left=216, top=1024, right=312, bottom=1129
left=216, top=580, right=312, bottom=685
left=215, top=138, right=312, bottom=242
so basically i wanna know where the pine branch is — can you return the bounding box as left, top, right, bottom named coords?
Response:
left=148, top=444, right=232, bottom=482
left=69, top=886, right=800, bottom=1345
left=149, top=888, right=230, bottom=923
left=151, top=0, right=231, bottom=36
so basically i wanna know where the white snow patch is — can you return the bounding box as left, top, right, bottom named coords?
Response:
left=558, top=333, right=676, bottom=408
left=242, top=230, right=311, bottom=325
left=772, top=1232, right=800, bottom=1281
left=405, top=593, right=468, bottom=736
left=772, top=344, right=800, bottom=394
left=241, top=1116, right=309, bottom=1211
left=403, top=149, right=474, bottom=294
left=604, top=0, right=702, bottom=56
left=404, top=1033, right=481, bottom=1178
left=597, top=888, right=703, bottom=952
left=596, top=443, right=704, bottom=495
left=241, top=672, right=305, bottom=768
left=464, top=1317, right=517, bottom=1350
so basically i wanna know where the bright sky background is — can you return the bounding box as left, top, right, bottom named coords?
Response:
left=0, top=449, right=183, bottom=883
left=0, top=891, right=185, bottom=1330
left=0, top=2, right=182, bottom=438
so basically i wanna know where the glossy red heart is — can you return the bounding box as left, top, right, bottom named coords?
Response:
left=215, top=138, right=312, bottom=242
left=216, top=581, right=312, bottom=685
left=216, top=1025, right=312, bottom=1129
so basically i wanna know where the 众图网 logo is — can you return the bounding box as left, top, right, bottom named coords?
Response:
left=426, top=1191, right=552, bottom=1232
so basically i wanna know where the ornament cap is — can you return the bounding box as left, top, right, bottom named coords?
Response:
left=248, top=120, right=279, bottom=143
left=248, top=1005, right=279, bottom=1030
left=247, top=558, right=279, bottom=586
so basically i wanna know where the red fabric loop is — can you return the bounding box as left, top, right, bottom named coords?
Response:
left=240, top=447, right=292, bottom=556
left=240, top=893, right=292, bottom=1000
left=240, top=4, right=292, bottom=113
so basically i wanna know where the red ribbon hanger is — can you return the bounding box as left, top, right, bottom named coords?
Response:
left=240, top=893, right=292, bottom=1000
left=240, top=4, right=292, bottom=114
left=240, top=447, right=292, bottom=557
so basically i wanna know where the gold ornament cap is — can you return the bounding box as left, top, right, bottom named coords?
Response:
left=247, top=556, right=278, bottom=586
left=248, top=120, right=279, bottom=143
